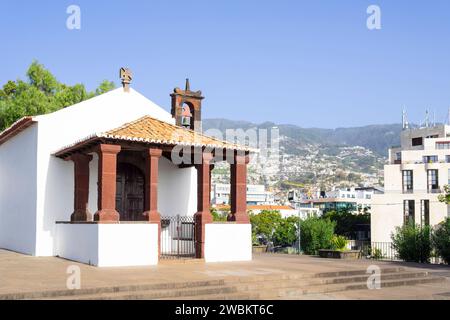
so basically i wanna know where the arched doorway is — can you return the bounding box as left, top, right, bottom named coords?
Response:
left=115, top=163, right=144, bottom=221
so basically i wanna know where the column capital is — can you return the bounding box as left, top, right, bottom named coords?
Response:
left=147, top=148, right=163, bottom=158
left=97, top=144, right=121, bottom=154
left=69, top=153, right=93, bottom=163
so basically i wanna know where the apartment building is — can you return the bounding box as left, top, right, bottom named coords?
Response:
left=371, top=124, right=450, bottom=242
left=211, top=183, right=275, bottom=205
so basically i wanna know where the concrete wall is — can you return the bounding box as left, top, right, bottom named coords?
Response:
left=204, top=223, right=252, bottom=263
left=55, top=223, right=159, bottom=267
left=33, top=88, right=178, bottom=256
left=0, top=124, right=38, bottom=255
left=371, top=192, right=448, bottom=242
left=158, top=157, right=197, bottom=217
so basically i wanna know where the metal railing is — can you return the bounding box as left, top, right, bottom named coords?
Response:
left=160, top=215, right=196, bottom=259
left=348, top=241, right=399, bottom=261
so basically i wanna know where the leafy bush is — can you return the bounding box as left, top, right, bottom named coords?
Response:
left=250, top=210, right=282, bottom=245
left=300, top=217, right=335, bottom=255
left=432, top=217, right=450, bottom=264
left=210, top=208, right=227, bottom=222
left=391, top=223, right=432, bottom=263
left=331, top=235, right=348, bottom=251
left=371, top=248, right=384, bottom=260
left=322, top=209, right=370, bottom=239
left=273, top=216, right=300, bottom=247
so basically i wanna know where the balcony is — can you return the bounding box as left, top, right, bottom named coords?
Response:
left=428, top=188, right=442, bottom=194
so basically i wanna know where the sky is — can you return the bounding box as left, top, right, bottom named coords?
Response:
left=1, top=0, right=450, bottom=128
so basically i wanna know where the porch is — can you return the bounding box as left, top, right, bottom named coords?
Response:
left=53, top=116, right=253, bottom=266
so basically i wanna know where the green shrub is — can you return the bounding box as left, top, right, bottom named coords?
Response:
left=273, top=217, right=300, bottom=247
left=250, top=210, right=282, bottom=244
left=432, top=217, right=450, bottom=264
left=371, top=248, right=384, bottom=260
left=331, top=235, right=348, bottom=251
left=391, top=223, right=432, bottom=263
left=300, top=217, right=335, bottom=255
left=210, top=208, right=227, bottom=222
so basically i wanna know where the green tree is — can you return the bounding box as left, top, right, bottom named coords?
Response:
left=391, top=223, right=432, bottom=263
left=0, top=60, right=116, bottom=131
left=210, top=208, right=227, bottom=222
left=322, top=209, right=369, bottom=239
left=432, top=218, right=450, bottom=264
left=250, top=210, right=282, bottom=244
left=300, top=217, right=335, bottom=255
left=273, top=216, right=300, bottom=247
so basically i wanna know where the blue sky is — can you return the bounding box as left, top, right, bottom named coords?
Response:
left=1, top=0, right=450, bottom=128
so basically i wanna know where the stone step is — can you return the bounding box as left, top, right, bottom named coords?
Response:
left=0, top=279, right=226, bottom=300
left=11, top=266, right=434, bottom=300
left=260, top=276, right=445, bottom=299
left=45, top=271, right=437, bottom=300
left=47, top=285, right=241, bottom=300
left=224, top=270, right=429, bottom=287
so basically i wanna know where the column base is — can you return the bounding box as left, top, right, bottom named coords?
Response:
left=194, top=211, right=213, bottom=259
left=227, top=212, right=250, bottom=223
left=143, top=210, right=161, bottom=258
left=94, top=209, right=120, bottom=222
left=71, top=209, right=92, bottom=222
left=142, top=210, right=161, bottom=223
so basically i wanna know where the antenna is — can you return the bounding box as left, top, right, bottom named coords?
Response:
left=402, top=107, right=409, bottom=130
left=425, top=109, right=430, bottom=128
left=447, top=107, right=450, bottom=125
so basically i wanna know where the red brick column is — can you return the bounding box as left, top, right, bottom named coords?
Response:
left=194, top=152, right=213, bottom=258
left=142, top=148, right=162, bottom=257
left=94, top=144, right=121, bottom=222
left=228, top=152, right=250, bottom=223
left=70, top=153, right=93, bottom=222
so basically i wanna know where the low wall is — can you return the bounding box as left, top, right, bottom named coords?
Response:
left=204, top=223, right=252, bottom=263
left=55, top=223, right=159, bottom=267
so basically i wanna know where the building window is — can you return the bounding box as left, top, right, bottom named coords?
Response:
left=427, top=169, right=439, bottom=192
left=420, top=200, right=430, bottom=227
left=448, top=169, right=450, bottom=185
left=394, top=152, right=402, bottom=164
left=412, top=137, right=423, bottom=146
left=402, top=170, right=413, bottom=193
left=437, top=142, right=450, bottom=149
left=423, top=155, right=438, bottom=163
left=403, top=200, right=415, bottom=225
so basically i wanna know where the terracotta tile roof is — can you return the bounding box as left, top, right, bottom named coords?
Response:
left=0, top=117, right=36, bottom=146
left=55, top=115, right=255, bottom=155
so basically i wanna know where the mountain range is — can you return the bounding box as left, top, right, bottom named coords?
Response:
left=203, top=119, right=402, bottom=157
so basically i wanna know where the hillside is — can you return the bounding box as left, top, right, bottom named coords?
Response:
left=204, top=119, right=400, bottom=188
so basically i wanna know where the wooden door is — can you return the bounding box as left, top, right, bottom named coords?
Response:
left=116, top=163, right=144, bottom=221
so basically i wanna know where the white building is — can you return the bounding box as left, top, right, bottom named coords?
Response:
left=211, top=183, right=274, bottom=205
left=291, top=187, right=381, bottom=215
left=0, top=73, right=253, bottom=267
left=371, top=124, right=450, bottom=242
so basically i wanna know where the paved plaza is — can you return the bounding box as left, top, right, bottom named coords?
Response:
left=0, top=249, right=449, bottom=299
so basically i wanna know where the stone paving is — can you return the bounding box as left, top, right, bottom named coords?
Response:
left=0, top=249, right=449, bottom=299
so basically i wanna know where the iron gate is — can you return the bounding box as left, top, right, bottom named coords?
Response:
left=160, top=215, right=196, bottom=259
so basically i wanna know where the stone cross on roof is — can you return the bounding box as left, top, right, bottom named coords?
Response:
left=120, top=67, right=132, bottom=92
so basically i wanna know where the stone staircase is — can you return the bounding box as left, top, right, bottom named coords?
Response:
left=0, top=267, right=445, bottom=300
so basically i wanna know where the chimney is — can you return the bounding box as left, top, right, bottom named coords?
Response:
left=170, top=79, right=204, bottom=132
left=120, top=67, right=132, bottom=92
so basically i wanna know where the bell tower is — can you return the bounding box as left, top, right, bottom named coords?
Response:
left=171, top=79, right=204, bottom=132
